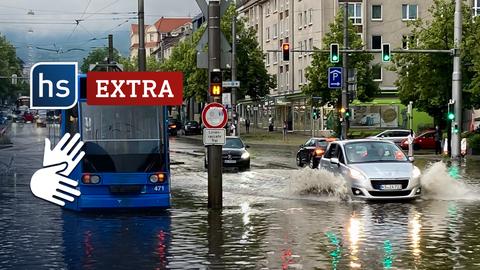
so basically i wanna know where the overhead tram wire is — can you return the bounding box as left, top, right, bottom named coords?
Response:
left=65, top=0, right=92, bottom=43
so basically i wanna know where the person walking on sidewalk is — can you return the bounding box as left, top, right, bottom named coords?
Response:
left=434, top=126, right=442, bottom=155
left=268, top=115, right=274, bottom=132
left=283, top=121, right=288, bottom=141
left=245, top=118, right=250, bottom=134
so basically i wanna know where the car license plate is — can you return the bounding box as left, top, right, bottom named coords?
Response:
left=380, top=184, right=402, bottom=190
left=224, top=160, right=236, bottom=164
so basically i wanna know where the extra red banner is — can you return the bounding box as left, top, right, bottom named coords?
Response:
left=86, top=72, right=183, bottom=106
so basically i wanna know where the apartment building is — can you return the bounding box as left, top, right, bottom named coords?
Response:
left=130, top=17, right=192, bottom=60
left=237, top=0, right=444, bottom=131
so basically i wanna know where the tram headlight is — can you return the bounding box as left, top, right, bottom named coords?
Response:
left=90, top=175, right=100, bottom=184
left=149, top=174, right=159, bottom=183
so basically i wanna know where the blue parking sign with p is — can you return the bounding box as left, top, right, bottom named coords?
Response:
left=30, top=62, right=78, bottom=109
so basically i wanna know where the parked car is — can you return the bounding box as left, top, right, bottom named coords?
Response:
left=35, top=110, right=47, bottom=127
left=368, top=129, right=414, bottom=145
left=205, top=136, right=250, bottom=171
left=400, top=130, right=436, bottom=150
left=296, top=137, right=336, bottom=169
left=168, top=118, right=182, bottom=136
left=184, top=120, right=201, bottom=135
left=23, top=111, right=34, bottom=123
left=319, top=139, right=422, bottom=200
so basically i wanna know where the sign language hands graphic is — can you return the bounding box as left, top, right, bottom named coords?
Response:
left=31, top=133, right=85, bottom=206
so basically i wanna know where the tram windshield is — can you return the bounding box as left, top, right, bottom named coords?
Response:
left=80, top=104, right=163, bottom=173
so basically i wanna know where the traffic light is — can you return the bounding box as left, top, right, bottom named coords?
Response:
left=447, top=101, right=455, bottom=121
left=330, top=43, right=340, bottom=63
left=312, top=108, right=318, bottom=119
left=382, top=43, right=391, bottom=62
left=209, top=70, right=222, bottom=97
left=345, top=109, right=351, bottom=119
left=339, top=107, right=346, bottom=114
left=282, top=43, right=290, bottom=61
left=453, top=124, right=459, bottom=134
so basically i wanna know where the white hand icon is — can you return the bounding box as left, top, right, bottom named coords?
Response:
left=30, top=162, right=81, bottom=206
left=43, top=133, right=85, bottom=176
left=31, top=133, right=85, bottom=207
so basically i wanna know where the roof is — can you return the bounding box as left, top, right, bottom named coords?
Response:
left=130, top=24, right=150, bottom=35
left=334, top=139, right=397, bottom=145
left=154, top=17, right=191, bottom=33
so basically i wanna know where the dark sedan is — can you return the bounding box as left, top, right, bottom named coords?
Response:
left=168, top=118, right=181, bottom=136
left=205, top=136, right=250, bottom=171
left=296, top=137, right=336, bottom=169
left=184, top=120, right=201, bottom=135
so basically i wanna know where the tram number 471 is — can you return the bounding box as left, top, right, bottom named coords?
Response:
left=153, top=186, right=164, bottom=192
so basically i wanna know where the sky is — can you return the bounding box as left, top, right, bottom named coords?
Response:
left=0, top=0, right=200, bottom=68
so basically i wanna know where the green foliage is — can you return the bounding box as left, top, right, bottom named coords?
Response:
left=160, top=4, right=275, bottom=102
left=302, top=9, right=379, bottom=107
left=467, top=133, right=480, bottom=152
left=391, top=0, right=480, bottom=127
left=80, top=47, right=121, bottom=73
left=0, top=34, right=23, bottom=101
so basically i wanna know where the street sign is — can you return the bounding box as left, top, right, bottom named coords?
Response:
left=222, top=81, right=240, bottom=88
left=328, top=67, right=342, bottom=89
left=222, top=93, right=231, bottom=109
left=203, top=128, right=226, bottom=145
left=202, top=102, right=228, bottom=128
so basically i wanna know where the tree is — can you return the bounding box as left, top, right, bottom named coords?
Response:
left=391, top=0, right=480, bottom=126
left=159, top=4, right=275, bottom=103
left=302, top=9, right=379, bottom=108
left=0, top=34, right=23, bottom=102
left=80, top=47, right=121, bottom=73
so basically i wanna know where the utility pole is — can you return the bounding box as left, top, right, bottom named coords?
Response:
left=451, top=0, right=462, bottom=158
left=107, top=34, right=113, bottom=71
left=231, top=13, right=238, bottom=136
left=207, top=0, right=222, bottom=209
left=137, top=0, right=146, bottom=72
left=341, top=1, right=349, bottom=139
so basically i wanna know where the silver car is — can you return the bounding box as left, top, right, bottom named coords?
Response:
left=319, top=139, right=421, bottom=200
left=368, top=129, right=414, bottom=145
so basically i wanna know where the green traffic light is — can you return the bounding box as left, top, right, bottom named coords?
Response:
left=448, top=113, right=455, bottom=120
left=383, top=55, right=390, bottom=61
left=332, top=55, right=338, bottom=61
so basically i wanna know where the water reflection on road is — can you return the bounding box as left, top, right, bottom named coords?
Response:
left=2, top=123, right=480, bottom=269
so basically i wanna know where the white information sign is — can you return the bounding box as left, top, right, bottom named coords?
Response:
left=203, top=128, right=226, bottom=145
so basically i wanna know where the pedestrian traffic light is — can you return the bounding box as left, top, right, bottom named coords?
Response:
left=209, top=70, right=222, bottom=97
left=282, top=43, right=290, bottom=61
left=330, top=43, right=339, bottom=63
left=345, top=109, right=351, bottom=119
left=453, top=124, right=459, bottom=134
left=382, top=43, right=391, bottom=62
left=447, top=101, right=455, bottom=121
left=312, top=108, right=318, bottom=119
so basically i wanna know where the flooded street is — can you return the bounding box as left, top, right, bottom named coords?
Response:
left=2, top=123, right=480, bottom=269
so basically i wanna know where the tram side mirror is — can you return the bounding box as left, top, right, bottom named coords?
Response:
left=408, top=156, right=415, bottom=162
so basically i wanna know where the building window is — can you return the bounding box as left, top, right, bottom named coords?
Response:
left=304, top=68, right=307, bottom=83
left=309, top=8, right=313, bottom=25
left=298, top=69, right=303, bottom=84
left=298, top=41, right=303, bottom=58
left=274, top=0, right=278, bottom=12
left=402, top=4, right=418, bottom=20
left=372, top=5, right=382, bottom=20
left=372, top=35, right=382, bottom=49
left=304, top=40, right=307, bottom=56
left=298, top=12, right=303, bottom=29
left=402, top=35, right=415, bottom=49
left=309, top=38, right=313, bottom=54
left=348, top=3, right=362, bottom=25
left=266, top=27, right=270, bottom=41
left=266, top=2, right=271, bottom=16
left=273, top=51, right=278, bottom=64
left=273, top=23, right=278, bottom=39
left=474, top=0, right=480, bottom=16
left=304, top=10, right=307, bottom=26
left=372, top=65, right=382, bottom=81
left=266, top=53, right=270, bottom=66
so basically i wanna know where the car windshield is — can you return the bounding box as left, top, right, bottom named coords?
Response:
left=314, top=140, right=328, bottom=148
left=224, top=138, right=244, bottom=149
left=344, top=141, right=407, bottom=163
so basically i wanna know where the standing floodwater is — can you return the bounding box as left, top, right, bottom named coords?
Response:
left=2, top=123, right=480, bottom=269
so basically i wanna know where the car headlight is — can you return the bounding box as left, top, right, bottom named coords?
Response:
left=241, top=152, right=250, bottom=159
left=412, top=166, right=421, bottom=179
left=350, top=168, right=365, bottom=180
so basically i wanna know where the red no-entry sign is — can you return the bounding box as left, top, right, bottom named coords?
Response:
left=202, top=102, right=227, bottom=129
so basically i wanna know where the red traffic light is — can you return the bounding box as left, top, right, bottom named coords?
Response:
left=282, top=43, right=290, bottom=61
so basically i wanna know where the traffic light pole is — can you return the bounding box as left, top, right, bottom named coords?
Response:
left=341, top=1, right=349, bottom=140
left=137, top=0, right=146, bottom=72
left=451, top=0, right=462, bottom=159
left=231, top=14, right=238, bottom=136
left=207, top=0, right=222, bottom=209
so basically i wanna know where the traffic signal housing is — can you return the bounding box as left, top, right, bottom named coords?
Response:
left=447, top=101, right=455, bottom=121
left=282, top=43, right=290, bottom=61
left=312, top=108, right=318, bottom=120
left=382, top=43, right=391, bottom=62
left=209, top=70, right=222, bottom=97
left=330, top=43, right=340, bottom=63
